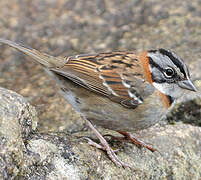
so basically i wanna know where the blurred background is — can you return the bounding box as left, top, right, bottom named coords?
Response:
left=0, top=0, right=200, bottom=132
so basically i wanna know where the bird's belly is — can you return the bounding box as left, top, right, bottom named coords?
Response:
left=81, top=96, right=166, bottom=131
left=60, top=86, right=166, bottom=132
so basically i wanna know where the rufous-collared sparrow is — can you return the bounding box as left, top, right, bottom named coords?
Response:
left=0, top=39, right=197, bottom=168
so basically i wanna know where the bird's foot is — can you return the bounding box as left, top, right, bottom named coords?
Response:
left=85, top=119, right=131, bottom=168
left=105, top=131, right=156, bottom=152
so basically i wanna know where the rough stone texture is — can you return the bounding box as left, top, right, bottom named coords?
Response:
left=166, top=92, right=201, bottom=127
left=0, top=0, right=201, bottom=133
left=0, top=87, right=200, bottom=179
left=0, top=87, right=38, bottom=179
left=0, top=0, right=201, bottom=179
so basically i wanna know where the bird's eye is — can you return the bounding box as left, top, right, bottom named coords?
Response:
left=164, top=67, right=174, bottom=78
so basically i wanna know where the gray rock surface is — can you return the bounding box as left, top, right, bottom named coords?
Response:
left=0, top=87, right=38, bottom=179
left=0, top=0, right=201, bottom=133
left=166, top=92, right=201, bottom=127
left=0, top=87, right=201, bottom=179
left=0, top=0, right=201, bottom=179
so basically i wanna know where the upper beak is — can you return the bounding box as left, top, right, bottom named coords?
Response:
left=178, top=79, right=197, bottom=92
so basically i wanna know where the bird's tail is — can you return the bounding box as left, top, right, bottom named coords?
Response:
left=0, top=38, right=66, bottom=68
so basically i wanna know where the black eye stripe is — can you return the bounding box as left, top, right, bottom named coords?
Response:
left=148, top=57, right=164, bottom=71
left=148, top=57, right=166, bottom=83
left=158, top=49, right=186, bottom=77
left=148, top=57, right=178, bottom=83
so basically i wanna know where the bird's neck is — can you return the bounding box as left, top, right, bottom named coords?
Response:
left=138, top=52, right=153, bottom=83
left=158, top=91, right=175, bottom=108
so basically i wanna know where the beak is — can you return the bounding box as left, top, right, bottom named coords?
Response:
left=178, top=79, right=197, bottom=92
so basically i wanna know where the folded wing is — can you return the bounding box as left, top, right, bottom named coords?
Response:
left=51, top=52, right=151, bottom=108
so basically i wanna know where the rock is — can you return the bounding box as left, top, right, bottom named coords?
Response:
left=0, top=87, right=38, bottom=179
left=0, top=87, right=201, bottom=179
left=0, top=0, right=201, bottom=179
left=166, top=92, right=201, bottom=127
left=0, top=0, right=200, bottom=134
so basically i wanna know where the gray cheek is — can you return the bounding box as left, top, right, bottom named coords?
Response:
left=151, top=68, right=165, bottom=84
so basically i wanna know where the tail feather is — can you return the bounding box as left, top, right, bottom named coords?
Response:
left=0, top=38, right=66, bottom=68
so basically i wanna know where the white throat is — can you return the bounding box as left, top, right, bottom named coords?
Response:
left=152, top=82, right=185, bottom=99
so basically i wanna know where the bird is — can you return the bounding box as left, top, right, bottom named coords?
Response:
left=0, top=38, right=197, bottom=168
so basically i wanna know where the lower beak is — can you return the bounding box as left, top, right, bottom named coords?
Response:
left=178, top=79, right=197, bottom=92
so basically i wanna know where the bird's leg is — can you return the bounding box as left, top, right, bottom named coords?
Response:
left=104, top=131, right=155, bottom=152
left=85, top=119, right=130, bottom=168
left=117, top=131, right=156, bottom=152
